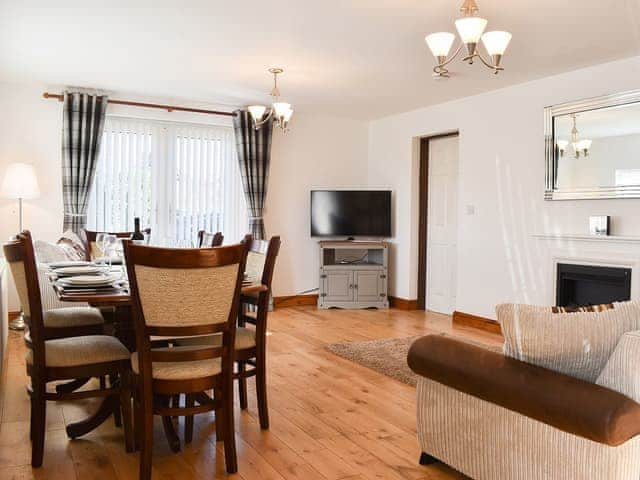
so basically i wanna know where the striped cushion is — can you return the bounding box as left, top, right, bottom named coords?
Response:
left=26, top=335, right=129, bottom=368
left=551, top=303, right=614, bottom=313
left=497, top=301, right=640, bottom=382
left=43, top=307, right=104, bottom=328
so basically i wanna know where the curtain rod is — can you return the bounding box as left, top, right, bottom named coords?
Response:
left=42, top=92, right=237, bottom=117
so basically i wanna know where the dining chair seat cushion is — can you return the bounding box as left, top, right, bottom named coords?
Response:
left=26, top=335, right=129, bottom=368
left=43, top=307, right=104, bottom=328
left=131, top=346, right=222, bottom=380
left=175, top=327, right=257, bottom=351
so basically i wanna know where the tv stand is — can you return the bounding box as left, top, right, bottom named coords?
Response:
left=318, top=241, right=389, bottom=309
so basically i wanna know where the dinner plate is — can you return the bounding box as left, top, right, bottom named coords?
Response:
left=58, top=274, right=121, bottom=286
left=48, top=260, right=93, bottom=269
left=94, top=256, right=124, bottom=265
left=55, top=266, right=106, bottom=276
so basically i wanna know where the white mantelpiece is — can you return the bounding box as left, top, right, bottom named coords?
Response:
left=533, top=233, right=640, bottom=245
left=533, top=233, right=640, bottom=304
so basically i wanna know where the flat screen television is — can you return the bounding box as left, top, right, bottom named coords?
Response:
left=310, top=190, right=391, bottom=237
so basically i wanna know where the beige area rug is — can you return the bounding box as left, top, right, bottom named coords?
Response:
left=326, top=334, right=502, bottom=387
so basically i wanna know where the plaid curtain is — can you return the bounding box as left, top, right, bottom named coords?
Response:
left=61, top=91, right=108, bottom=234
left=232, top=110, right=273, bottom=239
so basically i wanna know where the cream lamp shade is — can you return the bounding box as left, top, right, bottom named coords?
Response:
left=0, top=163, right=40, bottom=199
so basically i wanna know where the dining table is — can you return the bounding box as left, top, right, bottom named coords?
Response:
left=49, top=265, right=267, bottom=452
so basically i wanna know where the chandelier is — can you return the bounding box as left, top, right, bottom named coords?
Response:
left=425, top=0, right=512, bottom=78
left=248, top=68, right=293, bottom=132
left=557, top=114, right=592, bottom=159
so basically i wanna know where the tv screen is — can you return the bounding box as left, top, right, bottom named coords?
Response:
left=310, top=190, right=391, bottom=237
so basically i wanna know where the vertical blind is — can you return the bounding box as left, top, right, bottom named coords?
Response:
left=87, top=116, right=247, bottom=245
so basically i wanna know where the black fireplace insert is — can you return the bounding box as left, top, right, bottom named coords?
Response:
left=556, top=263, right=631, bottom=307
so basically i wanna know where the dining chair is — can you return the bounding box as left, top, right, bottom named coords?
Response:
left=197, top=230, right=224, bottom=247
left=4, top=231, right=133, bottom=467
left=123, top=240, right=249, bottom=479
left=179, top=236, right=281, bottom=430
left=83, top=228, right=151, bottom=261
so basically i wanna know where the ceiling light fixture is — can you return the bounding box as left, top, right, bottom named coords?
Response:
left=425, top=0, right=512, bottom=78
left=248, top=68, right=293, bottom=132
left=557, top=114, right=592, bottom=159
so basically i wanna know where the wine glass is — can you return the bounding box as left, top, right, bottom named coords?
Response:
left=103, top=234, right=117, bottom=270
left=95, top=233, right=107, bottom=264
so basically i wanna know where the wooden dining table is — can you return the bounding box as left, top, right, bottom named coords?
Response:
left=50, top=272, right=267, bottom=451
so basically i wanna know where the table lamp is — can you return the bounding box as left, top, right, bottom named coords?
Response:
left=1, top=162, right=40, bottom=330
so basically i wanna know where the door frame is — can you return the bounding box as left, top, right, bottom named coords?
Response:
left=417, top=131, right=460, bottom=311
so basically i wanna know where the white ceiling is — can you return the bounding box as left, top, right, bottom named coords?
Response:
left=1, top=0, right=639, bottom=120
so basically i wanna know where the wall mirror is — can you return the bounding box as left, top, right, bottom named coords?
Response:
left=545, top=90, right=640, bottom=200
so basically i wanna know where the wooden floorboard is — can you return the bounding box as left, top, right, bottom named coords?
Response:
left=0, top=306, right=502, bottom=479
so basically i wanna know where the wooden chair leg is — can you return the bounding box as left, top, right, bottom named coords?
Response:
left=140, top=392, right=154, bottom=480
left=184, top=394, right=194, bottom=444
left=237, top=361, right=248, bottom=410
left=110, top=374, right=122, bottom=428
left=31, top=381, right=46, bottom=468
left=214, top=387, right=223, bottom=442
left=133, top=389, right=142, bottom=452
left=29, top=397, right=34, bottom=440
left=222, top=376, right=237, bottom=473
left=171, top=394, right=180, bottom=418
left=119, top=371, right=134, bottom=453
left=256, top=353, right=269, bottom=429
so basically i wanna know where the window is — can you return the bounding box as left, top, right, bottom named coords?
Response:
left=87, top=116, right=247, bottom=245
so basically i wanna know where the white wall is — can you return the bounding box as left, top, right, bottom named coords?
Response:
left=368, top=55, right=640, bottom=319
left=267, top=113, right=369, bottom=297
left=0, top=82, right=369, bottom=309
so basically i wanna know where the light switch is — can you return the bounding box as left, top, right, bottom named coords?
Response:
left=465, top=205, right=476, bottom=215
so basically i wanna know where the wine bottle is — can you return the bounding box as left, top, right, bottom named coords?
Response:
left=131, top=217, right=144, bottom=241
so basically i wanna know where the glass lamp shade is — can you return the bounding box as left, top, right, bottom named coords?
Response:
left=481, top=30, right=512, bottom=55
left=248, top=105, right=267, bottom=122
left=425, top=32, right=456, bottom=57
left=576, top=139, right=592, bottom=152
left=282, top=107, right=293, bottom=122
left=556, top=140, right=568, bottom=152
left=0, top=163, right=40, bottom=199
left=455, top=16, right=488, bottom=44
left=273, top=102, right=291, bottom=118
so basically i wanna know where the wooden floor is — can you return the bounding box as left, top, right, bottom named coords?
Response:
left=0, top=306, right=502, bottom=480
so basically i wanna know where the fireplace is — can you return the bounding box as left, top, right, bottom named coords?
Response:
left=556, top=263, right=631, bottom=307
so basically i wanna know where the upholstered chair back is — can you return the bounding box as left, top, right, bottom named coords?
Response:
left=245, top=237, right=281, bottom=287
left=134, top=262, right=239, bottom=328
left=197, top=230, right=224, bottom=248
left=124, top=241, right=249, bottom=340
left=4, top=231, right=45, bottom=365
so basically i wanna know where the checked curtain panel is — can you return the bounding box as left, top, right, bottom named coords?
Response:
left=61, top=91, right=108, bottom=235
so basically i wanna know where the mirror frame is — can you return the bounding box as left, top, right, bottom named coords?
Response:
left=545, top=89, right=640, bottom=200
